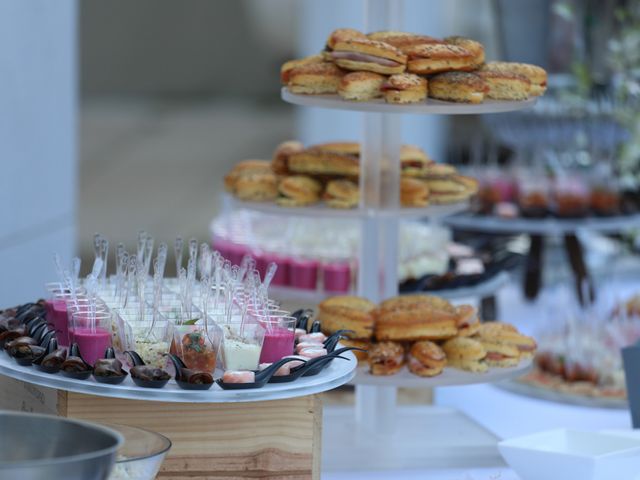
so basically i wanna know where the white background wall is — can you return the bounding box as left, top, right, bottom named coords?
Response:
left=0, top=0, right=77, bottom=305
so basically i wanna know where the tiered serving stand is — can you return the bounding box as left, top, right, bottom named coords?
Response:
left=220, top=2, right=537, bottom=470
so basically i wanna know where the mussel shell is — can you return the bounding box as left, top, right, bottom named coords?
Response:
left=61, top=357, right=93, bottom=380
left=184, top=370, right=213, bottom=385
left=92, top=358, right=128, bottom=384
left=6, top=336, right=38, bottom=356
left=0, top=329, right=28, bottom=349
left=14, top=345, right=46, bottom=366
left=36, top=348, right=67, bottom=374
left=130, top=366, right=170, bottom=389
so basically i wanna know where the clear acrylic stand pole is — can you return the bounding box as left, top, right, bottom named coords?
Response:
left=355, top=0, right=404, bottom=435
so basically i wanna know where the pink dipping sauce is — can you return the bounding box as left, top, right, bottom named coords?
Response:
left=259, top=327, right=295, bottom=363
left=289, top=258, right=318, bottom=290
left=322, top=262, right=351, bottom=293
left=70, top=327, right=111, bottom=367
left=50, top=299, right=70, bottom=347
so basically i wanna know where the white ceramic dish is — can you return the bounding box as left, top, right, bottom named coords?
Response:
left=499, top=429, right=640, bottom=480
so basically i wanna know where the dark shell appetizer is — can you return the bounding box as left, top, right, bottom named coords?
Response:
left=93, top=347, right=128, bottom=385
left=125, top=351, right=171, bottom=389
left=168, top=354, right=214, bottom=390
left=61, top=343, right=93, bottom=380
left=33, top=338, right=67, bottom=374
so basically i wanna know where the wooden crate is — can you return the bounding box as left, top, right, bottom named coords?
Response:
left=0, top=376, right=322, bottom=479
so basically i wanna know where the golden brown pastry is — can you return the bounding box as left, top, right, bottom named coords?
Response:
left=401, top=177, right=430, bottom=207
left=325, top=28, right=368, bottom=52
left=481, top=61, right=547, bottom=96
left=474, top=322, right=537, bottom=360
left=368, top=31, right=443, bottom=52
left=224, top=160, right=273, bottom=193
left=442, top=337, right=488, bottom=373
left=280, top=55, right=325, bottom=84
left=406, top=44, right=476, bottom=75
left=475, top=339, right=520, bottom=368
left=375, top=295, right=459, bottom=342
left=382, top=73, right=428, bottom=104
left=288, top=62, right=345, bottom=95
left=477, top=70, right=531, bottom=101
left=455, top=304, right=481, bottom=337
left=319, top=295, right=377, bottom=339
left=271, top=140, right=305, bottom=175
left=444, top=36, right=485, bottom=67
left=330, top=38, right=407, bottom=75
left=288, top=144, right=360, bottom=177
left=234, top=172, right=279, bottom=202
left=426, top=174, right=478, bottom=204
left=368, top=341, right=405, bottom=375
left=324, top=179, right=359, bottom=208
left=428, top=71, right=487, bottom=104
left=338, top=71, right=386, bottom=101
left=420, top=163, right=458, bottom=179
left=400, top=144, right=433, bottom=176
left=407, top=341, right=446, bottom=377
left=276, top=175, right=323, bottom=206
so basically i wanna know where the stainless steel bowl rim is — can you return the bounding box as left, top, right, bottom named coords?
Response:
left=0, top=410, right=124, bottom=468
left=104, top=423, right=172, bottom=464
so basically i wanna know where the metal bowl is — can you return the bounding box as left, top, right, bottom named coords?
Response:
left=0, top=411, right=123, bottom=480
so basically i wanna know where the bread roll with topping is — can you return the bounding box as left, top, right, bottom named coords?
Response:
left=382, top=73, right=428, bottom=104
left=288, top=62, right=345, bottom=95
left=330, top=38, right=407, bottom=75
left=408, top=341, right=446, bottom=377
left=428, top=71, right=487, bottom=104
left=319, top=295, right=376, bottom=339
left=406, top=44, right=476, bottom=75
left=338, top=71, right=386, bottom=101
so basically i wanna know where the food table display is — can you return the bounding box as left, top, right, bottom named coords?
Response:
left=0, top=238, right=359, bottom=479
left=215, top=0, right=548, bottom=469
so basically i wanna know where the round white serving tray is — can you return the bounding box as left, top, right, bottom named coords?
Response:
left=496, top=379, right=627, bottom=410
left=282, top=88, right=537, bottom=115
left=444, top=213, right=640, bottom=235
left=224, top=193, right=469, bottom=220
left=350, top=358, right=532, bottom=388
left=0, top=351, right=356, bottom=403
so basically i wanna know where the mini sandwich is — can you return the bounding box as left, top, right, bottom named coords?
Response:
left=271, top=140, right=305, bottom=175
left=481, top=61, right=547, bottom=96
left=407, top=341, right=446, bottom=377
left=330, top=38, right=407, bottom=75
left=455, top=304, right=481, bottom=337
left=288, top=62, right=345, bottom=95
left=428, top=71, right=488, bottom=104
left=368, top=31, right=443, bottom=52
left=280, top=54, right=324, bottom=84
left=442, top=337, right=488, bottom=373
left=400, top=144, right=433, bottom=176
left=382, top=73, right=428, bottom=104
left=444, top=36, right=485, bottom=67
left=276, top=175, right=323, bottom=206
left=474, top=322, right=537, bottom=360
left=426, top=174, right=477, bottom=204
left=234, top=172, right=279, bottom=202
left=319, top=295, right=377, bottom=339
left=401, top=177, right=430, bottom=207
left=406, top=44, right=476, bottom=75
left=288, top=143, right=360, bottom=176
left=477, top=70, right=531, bottom=101
left=324, top=179, right=359, bottom=208
left=224, top=160, right=273, bottom=193
left=375, top=294, right=459, bottom=342
left=474, top=339, right=521, bottom=368
left=338, top=71, right=386, bottom=101
left=324, top=28, right=368, bottom=59
left=368, top=341, right=405, bottom=375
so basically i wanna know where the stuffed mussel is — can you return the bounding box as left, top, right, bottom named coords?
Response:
left=168, top=354, right=214, bottom=390
left=125, top=351, right=170, bottom=389
left=93, top=347, right=128, bottom=385
left=61, top=343, right=93, bottom=380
